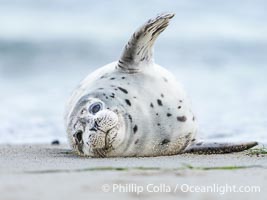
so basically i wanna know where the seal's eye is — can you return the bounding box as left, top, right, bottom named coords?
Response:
left=89, top=102, right=102, bottom=114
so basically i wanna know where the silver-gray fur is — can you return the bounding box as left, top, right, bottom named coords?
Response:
left=65, top=13, right=258, bottom=157
left=118, top=13, right=174, bottom=73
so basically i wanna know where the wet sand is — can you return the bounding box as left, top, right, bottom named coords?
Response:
left=0, top=144, right=266, bottom=200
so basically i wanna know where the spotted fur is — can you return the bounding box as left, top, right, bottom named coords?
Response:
left=65, top=13, right=258, bottom=158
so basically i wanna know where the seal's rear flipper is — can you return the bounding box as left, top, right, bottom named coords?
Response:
left=117, top=13, right=175, bottom=73
left=183, top=141, right=258, bottom=154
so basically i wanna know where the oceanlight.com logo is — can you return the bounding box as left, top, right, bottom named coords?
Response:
left=179, top=184, right=260, bottom=195
left=101, top=183, right=261, bottom=195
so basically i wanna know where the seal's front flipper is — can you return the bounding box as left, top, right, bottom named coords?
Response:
left=183, top=141, right=258, bottom=154
left=117, top=13, right=175, bottom=73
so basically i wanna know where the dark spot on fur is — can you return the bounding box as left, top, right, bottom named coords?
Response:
left=191, top=138, right=196, bottom=142
left=160, top=139, right=170, bottom=145
left=118, top=87, right=128, bottom=94
left=98, top=88, right=104, bottom=90
left=179, top=100, right=183, bottom=103
left=178, top=106, right=181, bottom=109
left=157, top=99, right=163, bottom=106
left=167, top=113, right=172, bottom=117
left=163, top=77, right=168, bottom=82
left=177, top=116, right=187, bottom=122
left=116, top=64, right=121, bottom=69
left=185, top=133, right=191, bottom=138
left=161, top=94, right=164, bottom=98
left=133, top=125, right=138, bottom=134
left=110, top=77, right=116, bottom=80
left=128, top=114, right=133, bottom=122
left=157, top=123, right=160, bottom=126
left=110, top=93, right=115, bottom=98
left=135, top=139, right=139, bottom=144
left=133, top=96, right=137, bottom=99
left=110, top=85, right=116, bottom=87
left=150, top=103, right=154, bottom=108
left=192, top=116, right=195, bottom=121
left=103, top=93, right=106, bottom=96
left=121, top=77, right=125, bottom=79
left=156, top=113, right=159, bottom=116
left=100, top=76, right=105, bottom=79
left=105, top=96, right=108, bottom=99
left=125, top=99, right=131, bottom=106
left=114, top=88, right=118, bottom=91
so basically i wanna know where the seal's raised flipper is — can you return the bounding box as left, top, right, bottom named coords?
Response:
left=183, top=141, right=258, bottom=154
left=117, top=13, right=175, bottom=73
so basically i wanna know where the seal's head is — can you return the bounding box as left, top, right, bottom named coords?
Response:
left=67, top=97, right=125, bottom=157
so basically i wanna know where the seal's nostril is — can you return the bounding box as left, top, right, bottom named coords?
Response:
left=89, top=121, right=99, bottom=132
left=74, top=130, right=83, bottom=142
left=89, top=127, right=97, bottom=132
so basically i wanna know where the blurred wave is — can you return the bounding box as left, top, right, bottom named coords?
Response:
left=0, top=0, right=266, bottom=144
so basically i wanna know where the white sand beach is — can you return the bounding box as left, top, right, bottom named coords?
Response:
left=0, top=144, right=266, bottom=200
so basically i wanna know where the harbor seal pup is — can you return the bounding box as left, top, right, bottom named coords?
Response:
left=65, top=13, right=258, bottom=157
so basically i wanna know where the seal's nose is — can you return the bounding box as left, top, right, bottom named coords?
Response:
left=89, top=120, right=99, bottom=132
left=73, top=130, right=83, bottom=143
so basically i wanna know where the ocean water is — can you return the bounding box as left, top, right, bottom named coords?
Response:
left=0, top=0, right=266, bottom=144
